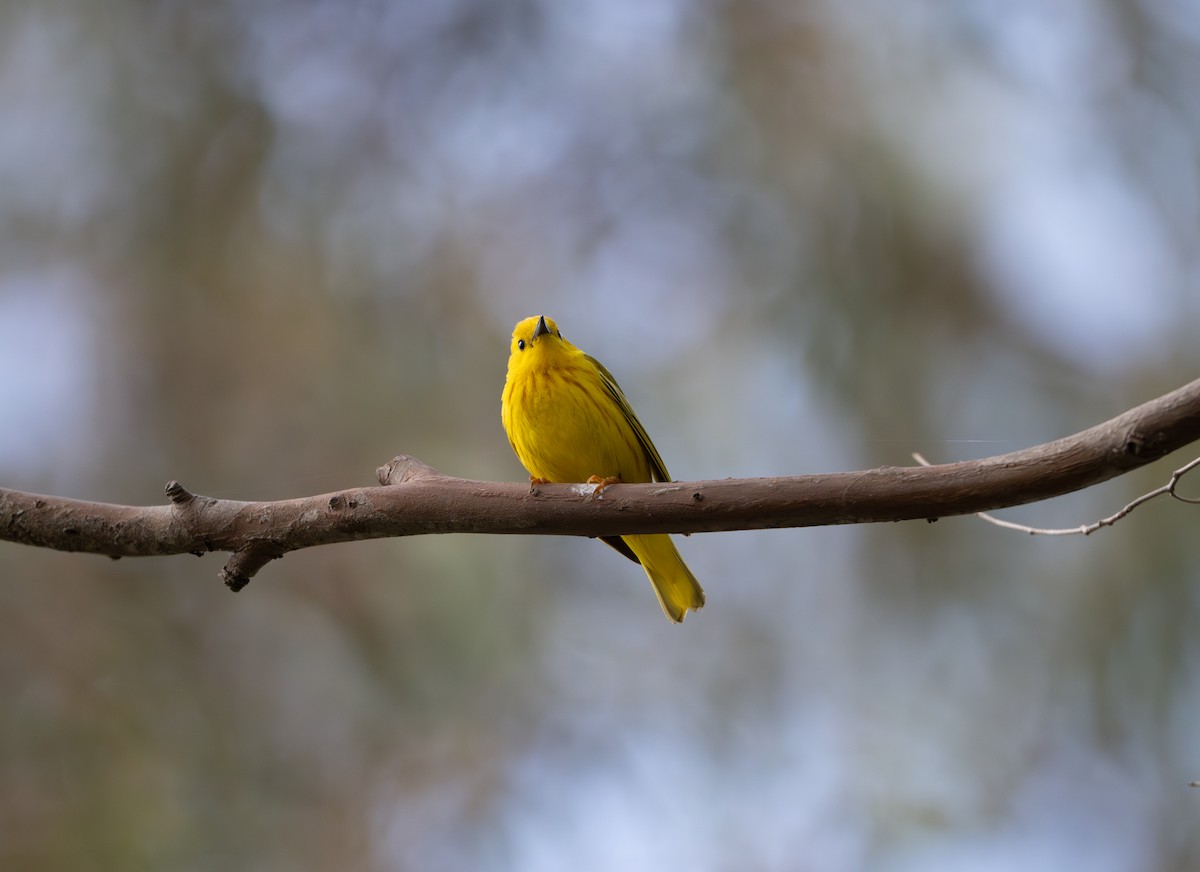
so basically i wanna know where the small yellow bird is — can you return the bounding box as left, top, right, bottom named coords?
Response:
left=501, top=315, right=706, bottom=623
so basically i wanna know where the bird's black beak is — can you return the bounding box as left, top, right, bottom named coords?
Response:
left=532, top=315, right=552, bottom=341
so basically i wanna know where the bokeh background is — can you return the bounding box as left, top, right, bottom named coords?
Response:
left=2, top=1, right=1200, bottom=869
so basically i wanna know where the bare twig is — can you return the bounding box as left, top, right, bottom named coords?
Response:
left=2, top=377, right=1200, bottom=587
left=910, top=454, right=1200, bottom=536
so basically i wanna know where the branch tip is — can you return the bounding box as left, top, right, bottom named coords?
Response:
left=220, top=568, right=250, bottom=592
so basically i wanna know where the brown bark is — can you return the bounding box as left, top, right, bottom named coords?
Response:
left=3, top=378, right=1200, bottom=589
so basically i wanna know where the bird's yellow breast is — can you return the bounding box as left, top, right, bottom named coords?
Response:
left=502, top=344, right=650, bottom=485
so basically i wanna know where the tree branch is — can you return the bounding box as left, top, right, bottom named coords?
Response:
left=3, top=378, right=1200, bottom=588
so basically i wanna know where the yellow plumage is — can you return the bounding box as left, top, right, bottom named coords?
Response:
left=501, top=315, right=706, bottom=623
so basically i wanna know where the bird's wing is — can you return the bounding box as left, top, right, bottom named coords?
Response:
left=585, top=353, right=672, bottom=483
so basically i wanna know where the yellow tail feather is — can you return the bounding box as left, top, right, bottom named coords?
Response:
left=623, top=534, right=706, bottom=623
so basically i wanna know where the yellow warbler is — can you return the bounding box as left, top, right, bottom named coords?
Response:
left=501, top=315, right=706, bottom=623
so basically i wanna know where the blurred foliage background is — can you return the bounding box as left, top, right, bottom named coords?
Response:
left=2, top=1, right=1200, bottom=869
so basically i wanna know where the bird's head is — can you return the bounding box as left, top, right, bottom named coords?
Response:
left=509, top=315, right=566, bottom=360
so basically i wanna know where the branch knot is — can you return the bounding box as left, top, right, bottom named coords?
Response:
left=377, top=455, right=444, bottom=486
left=165, top=481, right=195, bottom=505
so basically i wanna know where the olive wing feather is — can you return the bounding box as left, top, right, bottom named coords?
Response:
left=584, top=353, right=672, bottom=483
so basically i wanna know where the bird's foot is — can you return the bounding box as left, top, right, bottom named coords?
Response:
left=586, top=475, right=621, bottom=496
left=528, top=475, right=551, bottom=494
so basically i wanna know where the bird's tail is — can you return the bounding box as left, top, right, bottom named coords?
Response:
left=624, top=534, right=706, bottom=623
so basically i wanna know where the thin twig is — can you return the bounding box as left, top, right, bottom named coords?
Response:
left=911, top=453, right=1200, bottom=536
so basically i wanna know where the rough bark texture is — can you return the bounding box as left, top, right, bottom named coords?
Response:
left=3, top=378, right=1200, bottom=589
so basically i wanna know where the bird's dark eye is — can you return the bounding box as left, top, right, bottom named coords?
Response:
left=518, top=339, right=526, bottom=350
